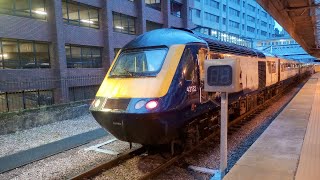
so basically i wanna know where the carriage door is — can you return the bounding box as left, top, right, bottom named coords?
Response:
left=258, top=61, right=266, bottom=89
left=183, top=46, right=199, bottom=103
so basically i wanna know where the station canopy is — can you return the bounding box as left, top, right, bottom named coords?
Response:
left=256, top=0, right=320, bottom=58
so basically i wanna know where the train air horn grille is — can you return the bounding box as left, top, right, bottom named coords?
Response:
left=104, top=98, right=130, bottom=110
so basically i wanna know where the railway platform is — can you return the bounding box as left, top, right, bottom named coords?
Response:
left=224, top=73, right=320, bottom=180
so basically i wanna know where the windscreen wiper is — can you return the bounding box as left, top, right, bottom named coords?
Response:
left=123, top=69, right=133, bottom=76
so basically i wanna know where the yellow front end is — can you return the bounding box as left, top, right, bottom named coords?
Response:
left=96, top=45, right=185, bottom=99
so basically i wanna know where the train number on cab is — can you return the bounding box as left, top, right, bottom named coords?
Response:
left=187, top=85, right=197, bottom=93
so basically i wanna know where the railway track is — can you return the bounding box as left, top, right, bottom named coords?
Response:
left=71, top=76, right=308, bottom=180
left=71, top=147, right=147, bottom=180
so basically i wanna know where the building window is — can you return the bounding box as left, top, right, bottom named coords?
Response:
left=195, top=9, right=201, bottom=18
left=262, top=11, right=267, bottom=18
left=171, top=1, right=182, bottom=18
left=205, top=13, right=219, bottom=23
left=205, top=0, right=219, bottom=9
left=247, top=15, right=255, bottom=22
left=0, top=39, right=50, bottom=69
left=146, top=20, right=163, bottom=31
left=0, top=90, right=54, bottom=113
left=229, top=20, right=239, bottom=28
left=113, top=12, right=136, bottom=35
left=0, top=0, right=47, bottom=20
left=223, top=18, right=226, bottom=25
left=145, top=0, right=161, bottom=11
left=65, top=45, right=102, bottom=68
left=247, top=26, right=255, bottom=33
left=261, top=21, right=267, bottom=27
left=230, top=0, right=240, bottom=5
left=62, top=0, right=99, bottom=29
left=229, top=8, right=239, bottom=17
left=69, top=85, right=99, bottom=102
left=247, top=4, right=255, bottom=12
left=223, top=5, right=226, bottom=12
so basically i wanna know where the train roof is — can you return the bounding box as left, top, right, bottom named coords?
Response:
left=123, top=28, right=206, bottom=49
left=196, top=32, right=266, bottom=58
left=123, top=28, right=265, bottom=58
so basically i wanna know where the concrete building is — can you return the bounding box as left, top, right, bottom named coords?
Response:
left=190, top=0, right=275, bottom=40
left=0, top=0, right=280, bottom=114
left=0, top=0, right=191, bottom=113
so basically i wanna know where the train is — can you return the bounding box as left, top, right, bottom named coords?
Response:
left=90, top=28, right=313, bottom=146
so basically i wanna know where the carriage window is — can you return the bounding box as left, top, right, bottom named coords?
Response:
left=109, top=48, right=167, bottom=77
left=267, top=61, right=272, bottom=73
left=182, top=48, right=195, bottom=81
left=198, top=47, right=208, bottom=79
left=281, top=63, right=285, bottom=72
left=268, top=61, right=276, bottom=73
left=271, top=62, right=276, bottom=73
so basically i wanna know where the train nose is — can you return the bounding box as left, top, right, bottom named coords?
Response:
left=91, top=110, right=175, bottom=144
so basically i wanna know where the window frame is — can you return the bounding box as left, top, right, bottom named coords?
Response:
left=0, top=38, right=50, bottom=69
left=66, top=44, right=102, bottom=69
left=170, top=0, right=182, bottom=18
left=0, top=0, right=47, bottom=20
left=109, top=47, right=168, bottom=78
left=62, top=0, right=100, bottom=29
left=112, top=12, right=136, bottom=35
left=145, top=0, right=162, bottom=11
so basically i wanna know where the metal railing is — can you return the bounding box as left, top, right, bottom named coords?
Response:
left=0, top=75, right=104, bottom=113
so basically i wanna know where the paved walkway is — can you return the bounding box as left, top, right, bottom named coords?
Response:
left=224, top=73, right=320, bottom=180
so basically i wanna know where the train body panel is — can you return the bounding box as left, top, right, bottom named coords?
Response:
left=239, top=56, right=260, bottom=92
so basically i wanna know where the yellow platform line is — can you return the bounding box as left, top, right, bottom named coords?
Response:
left=295, top=73, right=320, bottom=180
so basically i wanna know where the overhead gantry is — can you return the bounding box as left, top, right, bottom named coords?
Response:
left=256, top=0, right=320, bottom=58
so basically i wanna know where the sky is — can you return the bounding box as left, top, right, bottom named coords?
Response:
left=274, top=21, right=283, bottom=31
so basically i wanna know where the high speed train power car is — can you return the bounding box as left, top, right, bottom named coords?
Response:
left=90, top=28, right=313, bottom=145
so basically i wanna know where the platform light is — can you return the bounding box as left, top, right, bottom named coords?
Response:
left=145, top=100, right=158, bottom=110
left=34, top=10, right=47, bottom=15
left=81, top=19, right=94, bottom=24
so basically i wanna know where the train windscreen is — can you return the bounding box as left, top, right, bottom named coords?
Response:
left=109, top=48, right=167, bottom=77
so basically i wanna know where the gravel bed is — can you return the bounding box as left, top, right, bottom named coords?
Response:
left=0, top=113, right=100, bottom=157
left=0, top=135, right=141, bottom=180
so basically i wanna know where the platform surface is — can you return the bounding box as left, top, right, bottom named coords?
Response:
left=224, top=73, right=320, bottom=180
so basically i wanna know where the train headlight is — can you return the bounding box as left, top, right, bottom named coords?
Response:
left=146, top=100, right=158, bottom=110
left=93, top=99, right=101, bottom=108
left=135, top=100, right=146, bottom=109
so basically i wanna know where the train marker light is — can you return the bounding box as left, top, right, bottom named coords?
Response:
left=146, top=100, right=158, bottom=110
left=135, top=100, right=146, bottom=109
left=93, top=99, right=101, bottom=108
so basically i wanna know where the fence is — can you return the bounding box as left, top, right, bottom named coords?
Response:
left=0, top=75, right=104, bottom=113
